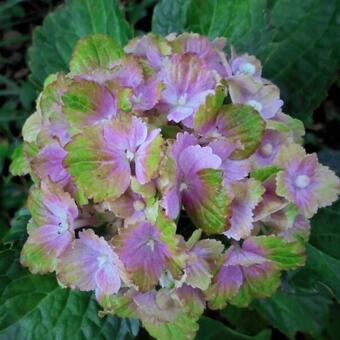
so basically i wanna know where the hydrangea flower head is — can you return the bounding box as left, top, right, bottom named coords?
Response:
left=12, top=32, right=339, bottom=340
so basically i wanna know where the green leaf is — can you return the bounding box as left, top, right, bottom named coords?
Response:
left=221, top=306, right=270, bottom=336
left=0, top=249, right=139, bottom=340
left=152, top=0, right=339, bottom=122
left=1, top=208, right=29, bottom=245
left=28, top=0, right=132, bottom=87
left=253, top=287, right=332, bottom=338
left=291, top=244, right=340, bottom=300
left=196, top=317, right=272, bottom=340
left=309, top=201, right=340, bottom=259
left=152, top=0, right=191, bottom=35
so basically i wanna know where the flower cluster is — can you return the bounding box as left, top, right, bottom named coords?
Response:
left=14, top=33, right=339, bottom=340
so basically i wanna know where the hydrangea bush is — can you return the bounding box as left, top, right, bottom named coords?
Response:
left=12, top=32, right=339, bottom=340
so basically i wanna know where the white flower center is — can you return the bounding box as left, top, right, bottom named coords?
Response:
left=126, top=150, right=134, bottom=161
left=247, top=100, right=263, bottom=113
left=57, top=221, right=68, bottom=235
left=260, top=143, right=273, bottom=157
left=132, top=93, right=142, bottom=104
left=146, top=239, right=155, bottom=251
left=178, top=94, right=187, bottom=106
left=294, top=175, right=311, bottom=189
left=133, top=199, right=146, bottom=211
left=97, top=255, right=109, bottom=267
left=239, top=62, right=256, bottom=75
left=210, top=130, right=222, bottom=138
left=179, top=182, right=188, bottom=192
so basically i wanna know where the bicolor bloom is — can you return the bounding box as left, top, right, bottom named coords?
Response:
left=65, top=115, right=162, bottom=202
left=228, top=77, right=283, bottom=119
left=21, top=182, right=78, bottom=274
left=107, top=178, right=156, bottom=226
left=207, top=235, right=305, bottom=309
left=275, top=144, right=339, bottom=217
left=159, top=53, right=216, bottom=127
left=31, top=141, right=70, bottom=186
left=209, top=140, right=250, bottom=184
left=161, top=132, right=229, bottom=234
left=176, top=33, right=231, bottom=78
left=57, top=229, right=122, bottom=299
left=224, top=178, right=265, bottom=240
left=183, top=235, right=224, bottom=290
left=114, top=218, right=180, bottom=291
left=110, top=57, right=163, bottom=113
left=252, top=130, right=287, bottom=167
left=124, top=34, right=171, bottom=70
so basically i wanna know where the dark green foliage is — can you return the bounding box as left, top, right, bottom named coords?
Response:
left=28, top=0, right=132, bottom=87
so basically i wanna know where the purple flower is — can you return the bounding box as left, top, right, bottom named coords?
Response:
left=275, top=144, right=339, bottom=217
left=229, top=78, right=283, bottom=119
left=20, top=181, right=78, bottom=274
left=115, top=220, right=177, bottom=291
left=57, top=229, right=122, bottom=299
left=161, top=132, right=221, bottom=219
left=31, top=142, right=70, bottom=186
left=159, top=53, right=216, bottom=127
left=224, top=179, right=264, bottom=240
left=230, top=52, right=262, bottom=80
left=209, top=140, right=250, bottom=184
left=177, top=33, right=231, bottom=78
left=252, top=130, right=287, bottom=167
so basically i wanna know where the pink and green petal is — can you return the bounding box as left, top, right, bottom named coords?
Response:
left=279, top=214, right=311, bottom=242
left=254, top=177, right=288, bottom=222
left=193, top=85, right=225, bottom=135
left=125, top=34, right=171, bottom=70
left=69, top=34, right=123, bottom=74
left=132, top=76, right=164, bottom=111
left=27, top=181, right=78, bottom=231
left=209, top=140, right=251, bottom=183
left=65, top=124, right=131, bottom=202
left=62, top=80, right=117, bottom=129
left=275, top=144, right=339, bottom=217
left=207, top=235, right=305, bottom=308
left=115, top=221, right=174, bottom=291
left=57, top=229, right=121, bottom=296
left=159, top=53, right=215, bottom=124
left=104, top=115, right=147, bottom=152
left=224, top=179, right=264, bottom=240
left=182, top=168, right=230, bottom=234
left=184, top=252, right=212, bottom=290
left=216, top=104, right=265, bottom=160
left=31, top=142, right=70, bottom=184
left=109, top=56, right=144, bottom=88
left=134, top=289, right=199, bottom=340
left=175, top=285, right=206, bottom=318
left=135, top=128, right=163, bottom=184
left=229, top=78, right=283, bottom=120
left=21, top=224, right=73, bottom=274
left=242, top=235, right=306, bottom=270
